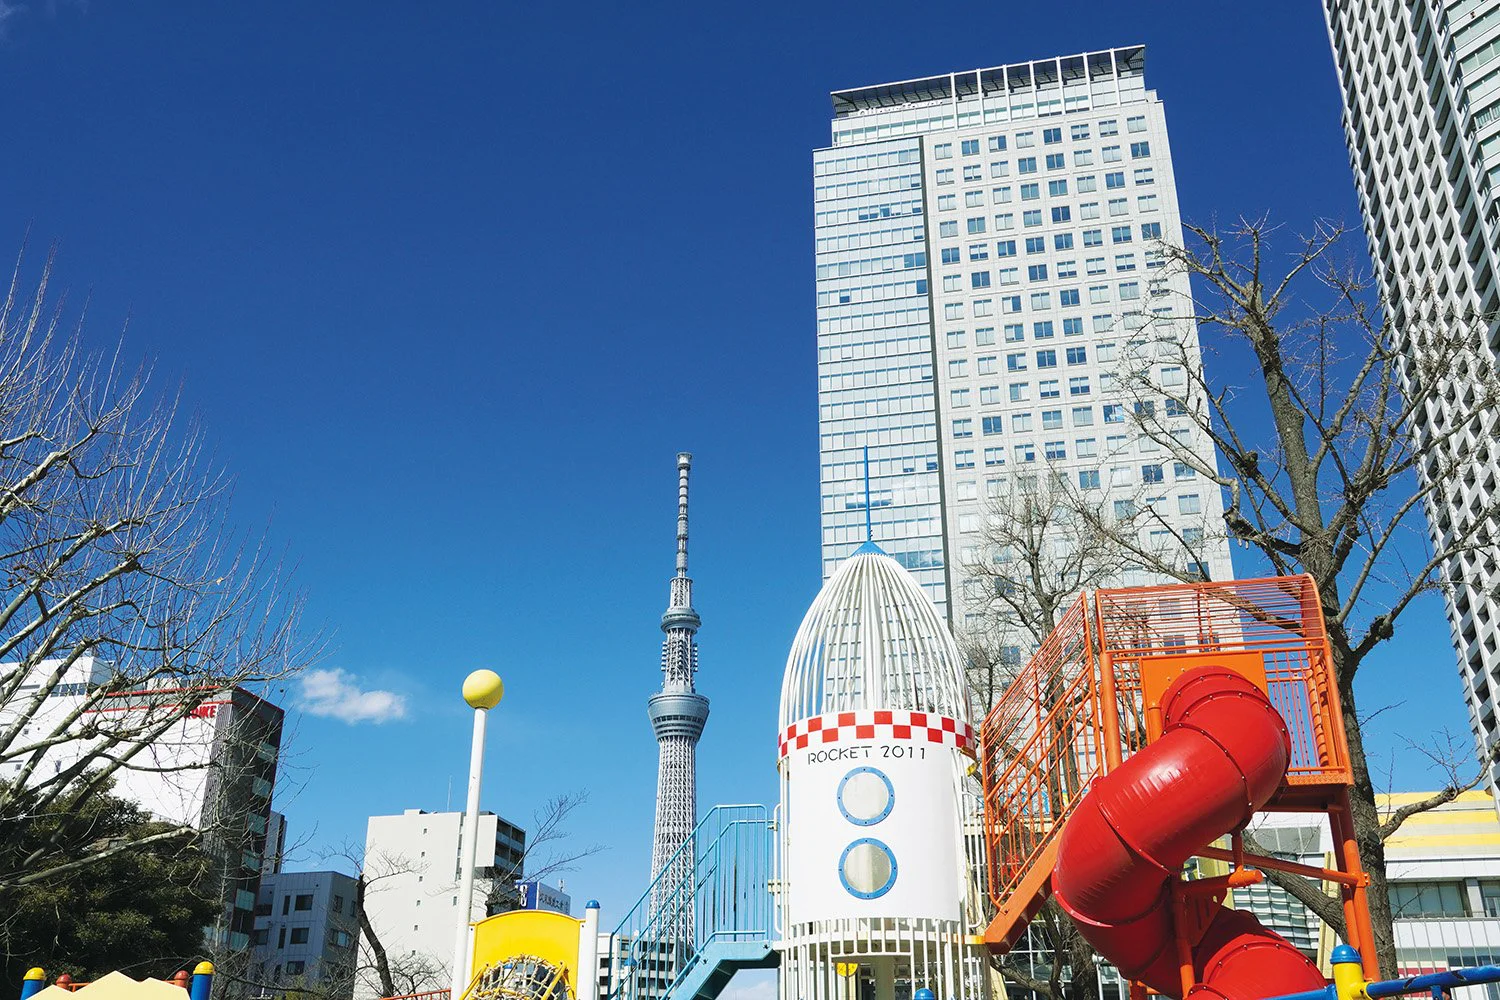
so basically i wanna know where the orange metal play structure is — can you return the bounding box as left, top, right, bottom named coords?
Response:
left=978, top=575, right=1379, bottom=1000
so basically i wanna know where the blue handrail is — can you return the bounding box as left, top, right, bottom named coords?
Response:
left=1264, top=948, right=1500, bottom=1000
left=1367, top=967, right=1500, bottom=999
left=603, top=805, right=772, bottom=1000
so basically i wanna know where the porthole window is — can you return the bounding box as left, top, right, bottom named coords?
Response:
left=839, top=838, right=897, bottom=899
left=837, top=766, right=894, bottom=826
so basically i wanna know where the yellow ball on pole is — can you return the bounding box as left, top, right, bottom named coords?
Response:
left=462, top=669, right=504, bottom=710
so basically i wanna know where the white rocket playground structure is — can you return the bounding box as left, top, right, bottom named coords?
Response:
left=776, top=541, right=990, bottom=1000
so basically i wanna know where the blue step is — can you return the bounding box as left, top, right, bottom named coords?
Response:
left=669, top=941, right=779, bottom=1000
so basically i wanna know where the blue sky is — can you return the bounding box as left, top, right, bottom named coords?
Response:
left=0, top=2, right=1473, bottom=922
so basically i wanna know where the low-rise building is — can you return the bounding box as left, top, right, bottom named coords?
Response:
left=251, top=870, right=361, bottom=1000
left=1242, top=790, right=1500, bottom=984
left=359, top=809, right=526, bottom=998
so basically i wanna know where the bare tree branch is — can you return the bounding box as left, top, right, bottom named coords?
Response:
left=0, top=247, right=318, bottom=962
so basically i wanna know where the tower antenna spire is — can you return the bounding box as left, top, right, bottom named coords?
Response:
left=676, top=452, right=691, bottom=578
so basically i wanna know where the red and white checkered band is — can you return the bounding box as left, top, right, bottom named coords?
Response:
left=778, top=710, right=973, bottom=759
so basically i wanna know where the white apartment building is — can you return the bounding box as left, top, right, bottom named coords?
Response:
left=1323, top=2, right=1500, bottom=791
left=360, top=809, right=527, bottom=997
left=815, top=46, right=1233, bottom=640
left=0, top=656, right=282, bottom=952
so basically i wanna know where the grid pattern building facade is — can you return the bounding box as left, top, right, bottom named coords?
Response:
left=1323, top=1, right=1500, bottom=788
left=815, top=47, right=1233, bottom=630
left=251, top=870, right=361, bottom=1000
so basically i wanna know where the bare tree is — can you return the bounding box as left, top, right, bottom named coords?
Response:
left=960, top=474, right=1140, bottom=1000
left=991, top=900, right=1102, bottom=1000
left=1062, top=219, right=1500, bottom=976
left=960, top=472, right=1137, bottom=712
left=0, top=248, right=312, bottom=956
left=484, top=791, right=605, bottom=911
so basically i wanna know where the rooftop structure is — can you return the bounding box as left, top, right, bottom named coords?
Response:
left=831, top=46, right=1146, bottom=120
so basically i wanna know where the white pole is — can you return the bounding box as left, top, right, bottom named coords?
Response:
left=450, top=708, right=487, bottom=998
left=451, top=670, right=504, bottom=1000
left=576, top=901, right=601, bottom=1000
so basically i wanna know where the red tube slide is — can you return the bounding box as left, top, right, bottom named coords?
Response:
left=1052, top=666, right=1326, bottom=1000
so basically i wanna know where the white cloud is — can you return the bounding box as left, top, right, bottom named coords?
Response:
left=299, top=668, right=408, bottom=725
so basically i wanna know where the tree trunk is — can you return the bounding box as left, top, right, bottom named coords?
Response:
left=1337, top=674, right=1399, bottom=978
left=1065, top=928, right=1100, bottom=1000
left=357, top=874, right=398, bottom=998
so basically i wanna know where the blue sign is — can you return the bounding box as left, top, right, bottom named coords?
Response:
left=516, top=880, right=572, bottom=915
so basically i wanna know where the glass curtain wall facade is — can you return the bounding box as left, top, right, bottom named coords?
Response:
left=815, top=138, right=944, bottom=600
left=1323, top=1, right=1500, bottom=791
left=815, top=47, right=1232, bottom=625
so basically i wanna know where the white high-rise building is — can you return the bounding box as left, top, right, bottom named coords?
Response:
left=815, top=46, right=1233, bottom=639
left=1322, top=2, right=1500, bottom=790
left=359, top=808, right=526, bottom=998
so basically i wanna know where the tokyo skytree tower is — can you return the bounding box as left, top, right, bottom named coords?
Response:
left=647, top=453, right=709, bottom=930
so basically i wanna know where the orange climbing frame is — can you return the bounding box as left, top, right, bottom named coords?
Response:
left=978, top=574, right=1379, bottom=992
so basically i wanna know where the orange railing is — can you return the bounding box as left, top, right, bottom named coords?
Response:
left=979, top=596, right=1097, bottom=943
left=978, top=574, right=1372, bottom=970
left=1093, top=576, right=1353, bottom=799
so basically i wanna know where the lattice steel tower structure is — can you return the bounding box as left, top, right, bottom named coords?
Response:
left=647, top=453, right=709, bottom=929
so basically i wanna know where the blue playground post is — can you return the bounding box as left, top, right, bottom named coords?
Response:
left=189, top=962, right=214, bottom=1000
left=913, top=990, right=936, bottom=1000
left=19, top=969, right=45, bottom=1000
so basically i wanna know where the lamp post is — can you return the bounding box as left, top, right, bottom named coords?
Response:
left=450, top=669, right=504, bottom=1000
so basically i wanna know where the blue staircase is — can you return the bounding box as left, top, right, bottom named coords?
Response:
left=669, top=941, right=777, bottom=1000
left=605, top=805, right=776, bottom=1000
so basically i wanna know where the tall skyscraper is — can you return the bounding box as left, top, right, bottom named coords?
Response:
left=814, top=47, right=1232, bottom=635
left=647, top=454, right=709, bottom=920
left=1322, top=2, right=1500, bottom=786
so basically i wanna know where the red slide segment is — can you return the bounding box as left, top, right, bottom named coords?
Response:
left=1052, top=667, right=1326, bottom=1000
